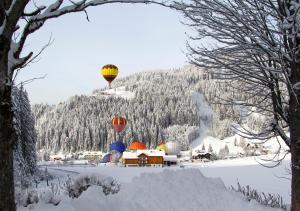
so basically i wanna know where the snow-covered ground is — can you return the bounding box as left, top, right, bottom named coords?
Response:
left=191, top=133, right=289, bottom=156
left=189, top=155, right=291, bottom=203
left=19, top=154, right=291, bottom=211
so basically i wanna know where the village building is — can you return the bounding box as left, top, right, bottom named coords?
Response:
left=163, top=155, right=178, bottom=166
left=123, top=150, right=165, bottom=167
left=78, top=151, right=103, bottom=160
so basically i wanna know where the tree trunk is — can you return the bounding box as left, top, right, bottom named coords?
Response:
left=289, top=63, right=300, bottom=211
left=0, top=36, right=16, bottom=211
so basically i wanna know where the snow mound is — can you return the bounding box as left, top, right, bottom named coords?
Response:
left=64, top=186, right=107, bottom=211
left=23, top=169, right=282, bottom=211
left=111, top=169, right=280, bottom=211
left=93, top=86, right=135, bottom=100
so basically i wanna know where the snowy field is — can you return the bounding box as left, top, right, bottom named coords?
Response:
left=19, top=155, right=291, bottom=211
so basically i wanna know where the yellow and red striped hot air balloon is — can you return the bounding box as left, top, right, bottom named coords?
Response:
left=101, top=64, right=118, bottom=88
left=112, top=116, right=127, bottom=133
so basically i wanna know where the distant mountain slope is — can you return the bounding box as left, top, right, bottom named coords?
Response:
left=33, top=66, right=267, bottom=153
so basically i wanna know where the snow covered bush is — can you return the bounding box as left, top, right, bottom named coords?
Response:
left=37, top=167, right=53, bottom=185
left=66, top=174, right=120, bottom=198
left=16, top=183, right=63, bottom=207
left=38, top=185, right=61, bottom=206
left=15, top=188, right=39, bottom=207
left=231, top=182, right=288, bottom=210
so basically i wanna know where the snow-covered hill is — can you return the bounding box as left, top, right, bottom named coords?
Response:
left=33, top=65, right=270, bottom=154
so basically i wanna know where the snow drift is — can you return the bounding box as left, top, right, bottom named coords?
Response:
left=20, top=169, right=282, bottom=211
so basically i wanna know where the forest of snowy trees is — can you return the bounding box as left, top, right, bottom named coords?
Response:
left=12, top=86, right=37, bottom=187
left=33, top=66, right=268, bottom=154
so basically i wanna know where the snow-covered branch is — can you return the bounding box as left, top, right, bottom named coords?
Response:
left=8, top=0, right=168, bottom=74
left=175, top=0, right=296, bottom=145
left=31, top=0, right=167, bottom=21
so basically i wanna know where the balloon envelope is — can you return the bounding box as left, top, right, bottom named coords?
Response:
left=101, top=64, right=118, bottom=85
left=110, top=141, right=126, bottom=153
left=101, top=153, right=112, bottom=163
left=129, top=141, right=147, bottom=150
left=156, top=142, right=167, bottom=151
left=165, top=141, right=180, bottom=155
left=112, top=116, right=127, bottom=133
left=111, top=150, right=122, bottom=163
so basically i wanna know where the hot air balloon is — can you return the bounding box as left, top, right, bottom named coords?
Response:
left=101, top=153, right=112, bottom=163
left=165, top=141, right=180, bottom=155
left=101, top=64, right=118, bottom=88
left=129, top=141, right=147, bottom=150
left=112, top=116, right=127, bottom=133
left=110, top=150, right=122, bottom=163
left=110, top=141, right=126, bottom=153
left=156, top=142, right=167, bottom=152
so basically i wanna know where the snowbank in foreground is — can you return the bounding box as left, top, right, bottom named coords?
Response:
left=19, top=169, right=281, bottom=211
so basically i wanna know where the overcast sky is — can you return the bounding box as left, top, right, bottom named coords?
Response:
left=16, top=4, right=189, bottom=105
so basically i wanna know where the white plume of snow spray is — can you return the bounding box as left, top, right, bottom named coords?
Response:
left=190, top=92, right=213, bottom=151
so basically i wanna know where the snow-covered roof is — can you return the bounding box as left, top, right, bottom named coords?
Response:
left=78, top=151, right=103, bottom=159
left=123, top=151, right=138, bottom=159
left=137, top=150, right=165, bottom=157
left=82, top=151, right=103, bottom=155
left=123, top=150, right=165, bottom=159
left=163, top=155, right=177, bottom=162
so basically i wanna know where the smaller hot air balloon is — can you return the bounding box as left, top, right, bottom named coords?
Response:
left=101, top=64, right=118, bottom=88
left=111, top=150, right=122, bottom=163
left=156, top=142, right=167, bottom=152
left=110, top=141, right=126, bottom=153
left=165, top=141, right=180, bottom=155
left=129, top=141, right=147, bottom=150
left=101, top=153, right=112, bottom=163
left=112, top=116, right=127, bottom=133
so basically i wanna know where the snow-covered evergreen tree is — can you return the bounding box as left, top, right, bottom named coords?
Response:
left=208, top=144, right=213, bottom=153
left=12, top=86, right=37, bottom=188
left=218, top=144, right=230, bottom=159
left=201, top=144, right=205, bottom=151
